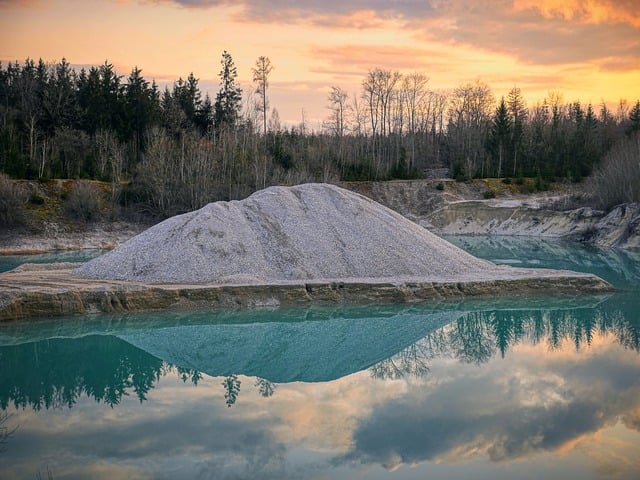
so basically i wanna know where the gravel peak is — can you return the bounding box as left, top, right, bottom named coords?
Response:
left=75, top=183, right=501, bottom=284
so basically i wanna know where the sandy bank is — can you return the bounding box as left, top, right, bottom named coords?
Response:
left=0, top=263, right=613, bottom=321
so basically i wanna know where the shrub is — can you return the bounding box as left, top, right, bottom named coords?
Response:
left=435, top=182, right=445, bottom=191
left=501, top=177, right=512, bottom=185
left=483, top=189, right=496, bottom=199
left=586, top=133, right=640, bottom=209
left=534, top=176, right=549, bottom=192
left=0, top=174, right=28, bottom=228
left=65, top=182, right=103, bottom=222
left=29, top=193, right=46, bottom=205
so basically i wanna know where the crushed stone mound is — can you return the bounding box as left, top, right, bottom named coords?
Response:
left=75, top=183, right=505, bottom=284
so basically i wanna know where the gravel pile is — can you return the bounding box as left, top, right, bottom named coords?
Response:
left=75, top=183, right=524, bottom=284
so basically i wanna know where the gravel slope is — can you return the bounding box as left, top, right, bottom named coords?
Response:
left=74, top=183, right=582, bottom=284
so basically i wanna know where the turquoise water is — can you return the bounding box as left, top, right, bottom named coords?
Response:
left=0, top=249, right=104, bottom=273
left=1, top=238, right=639, bottom=479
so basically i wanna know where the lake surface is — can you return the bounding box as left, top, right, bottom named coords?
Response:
left=1, top=238, right=639, bottom=479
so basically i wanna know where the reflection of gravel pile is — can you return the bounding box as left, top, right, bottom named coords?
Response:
left=75, top=183, right=510, bottom=284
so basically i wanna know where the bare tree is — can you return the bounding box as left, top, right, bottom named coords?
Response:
left=95, top=129, right=125, bottom=209
left=326, top=86, right=348, bottom=138
left=252, top=56, right=273, bottom=137
left=401, top=72, right=429, bottom=169
left=448, top=80, right=494, bottom=178
left=362, top=68, right=401, bottom=176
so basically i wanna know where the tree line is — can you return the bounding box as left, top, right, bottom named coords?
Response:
left=1, top=55, right=639, bottom=217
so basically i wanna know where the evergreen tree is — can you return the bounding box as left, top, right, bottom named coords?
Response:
left=487, top=97, right=511, bottom=177
left=581, top=104, right=599, bottom=176
left=41, top=58, right=76, bottom=134
left=124, top=66, right=159, bottom=160
left=627, top=100, right=640, bottom=136
left=171, top=73, right=202, bottom=128
left=506, top=87, right=527, bottom=175
left=213, top=51, right=242, bottom=131
left=195, top=93, right=213, bottom=134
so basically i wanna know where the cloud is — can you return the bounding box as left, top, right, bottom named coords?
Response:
left=339, top=343, right=640, bottom=470
left=0, top=0, right=43, bottom=8
left=142, top=0, right=229, bottom=8
left=310, top=44, right=447, bottom=75
left=116, top=1, right=640, bottom=76
left=514, top=0, right=640, bottom=27
left=6, top=386, right=290, bottom=480
left=150, top=0, right=640, bottom=72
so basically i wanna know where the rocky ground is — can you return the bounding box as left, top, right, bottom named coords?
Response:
left=344, top=179, right=640, bottom=250
left=1, top=181, right=614, bottom=320
left=1, top=178, right=638, bottom=254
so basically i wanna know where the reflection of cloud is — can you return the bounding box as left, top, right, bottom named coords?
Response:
left=622, top=406, right=640, bottom=432
left=3, top=321, right=640, bottom=479
left=5, top=377, right=289, bottom=480
left=341, top=338, right=640, bottom=472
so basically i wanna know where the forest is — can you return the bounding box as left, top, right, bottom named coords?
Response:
left=1, top=54, right=639, bottom=218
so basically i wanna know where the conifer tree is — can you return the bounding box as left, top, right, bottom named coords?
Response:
left=213, top=51, right=242, bottom=131
left=488, top=97, right=512, bottom=178
left=627, top=101, right=640, bottom=136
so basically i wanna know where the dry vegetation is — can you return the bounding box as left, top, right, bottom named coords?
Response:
left=586, top=133, right=640, bottom=209
left=0, top=177, right=117, bottom=233
left=0, top=173, right=28, bottom=228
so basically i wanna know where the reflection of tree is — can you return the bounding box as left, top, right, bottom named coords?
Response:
left=178, top=367, right=203, bottom=386
left=222, top=375, right=241, bottom=407
left=0, top=335, right=198, bottom=410
left=449, top=312, right=495, bottom=364
left=370, top=330, right=447, bottom=380
left=254, top=378, right=276, bottom=398
left=370, top=302, right=640, bottom=379
left=35, top=466, right=53, bottom=480
left=0, top=411, right=17, bottom=453
left=0, top=333, right=287, bottom=411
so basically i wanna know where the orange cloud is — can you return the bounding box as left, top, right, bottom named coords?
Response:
left=310, top=44, right=458, bottom=75
left=315, top=9, right=388, bottom=30
left=514, top=0, right=640, bottom=27
left=0, top=0, right=44, bottom=8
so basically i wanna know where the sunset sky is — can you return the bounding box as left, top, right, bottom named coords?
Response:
left=1, top=0, right=639, bottom=127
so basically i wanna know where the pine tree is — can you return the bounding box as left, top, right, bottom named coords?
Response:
left=488, top=97, right=512, bottom=177
left=124, top=66, right=159, bottom=161
left=506, top=87, right=527, bottom=176
left=213, top=51, right=242, bottom=131
left=627, top=100, right=640, bottom=136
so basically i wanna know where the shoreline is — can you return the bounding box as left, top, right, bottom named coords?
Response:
left=0, top=220, right=147, bottom=256
left=0, top=264, right=614, bottom=321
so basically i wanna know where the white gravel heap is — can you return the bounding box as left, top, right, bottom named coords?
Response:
left=75, top=183, right=541, bottom=284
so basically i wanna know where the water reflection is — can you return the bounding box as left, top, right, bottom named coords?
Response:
left=1, top=297, right=637, bottom=412
left=1, top=297, right=639, bottom=479
left=1, top=236, right=640, bottom=479
left=374, top=295, right=639, bottom=382
left=1, top=298, right=638, bottom=479
left=0, top=249, right=104, bottom=273
left=445, top=235, right=640, bottom=289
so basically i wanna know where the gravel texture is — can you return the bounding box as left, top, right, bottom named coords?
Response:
left=74, top=183, right=585, bottom=284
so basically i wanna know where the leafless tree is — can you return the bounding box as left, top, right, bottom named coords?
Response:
left=252, top=56, right=273, bottom=137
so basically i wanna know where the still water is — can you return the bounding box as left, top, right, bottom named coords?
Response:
left=1, top=238, right=639, bottom=479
